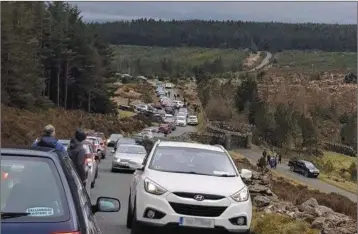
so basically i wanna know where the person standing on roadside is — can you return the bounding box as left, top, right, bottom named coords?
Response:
left=32, top=124, right=66, bottom=152
left=68, top=129, right=87, bottom=186
left=267, top=153, right=271, bottom=164
left=278, top=153, right=282, bottom=164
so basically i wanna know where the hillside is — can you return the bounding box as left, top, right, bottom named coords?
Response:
left=1, top=105, right=150, bottom=147
left=112, top=45, right=247, bottom=77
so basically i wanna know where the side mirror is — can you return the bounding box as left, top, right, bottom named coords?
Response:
left=92, top=197, right=120, bottom=214
left=136, top=165, right=144, bottom=171
left=240, top=169, right=253, bottom=180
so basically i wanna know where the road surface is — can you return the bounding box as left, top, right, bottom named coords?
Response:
left=90, top=148, right=132, bottom=234
left=237, top=147, right=357, bottom=202
left=91, top=85, right=198, bottom=233
left=249, top=51, right=272, bottom=71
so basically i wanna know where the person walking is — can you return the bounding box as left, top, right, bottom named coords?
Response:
left=278, top=153, right=282, bottom=164
left=32, top=124, right=66, bottom=152
left=68, top=129, right=88, bottom=186
left=267, top=154, right=271, bottom=164
left=262, top=150, right=267, bottom=161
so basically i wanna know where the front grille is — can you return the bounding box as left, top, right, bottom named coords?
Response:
left=169, top=202, right=227, bottom=217
left=173, top=192, right=225, bottom=200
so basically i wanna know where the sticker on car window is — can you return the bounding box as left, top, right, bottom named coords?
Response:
left=26, top=207, right=54, bottom=216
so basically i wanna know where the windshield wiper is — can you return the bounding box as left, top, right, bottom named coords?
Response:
left=167, top=170, right=211, bottom=176
left=1, top=212, right=31, bottom=219
left=216, top=174, right=236, bottom=177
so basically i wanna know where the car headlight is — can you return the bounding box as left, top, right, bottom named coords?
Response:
left=144, top=178, right=167, bottom=195
left=113, top=157, right=121, bottom=162
left=231, top=187, right=249, bottom=202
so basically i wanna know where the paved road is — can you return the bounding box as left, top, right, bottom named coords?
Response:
left=237, top=147, right=357, bottom=202
left=90, top=147, right=132, bottom=234
left=249, top=51, right=272, bottom=71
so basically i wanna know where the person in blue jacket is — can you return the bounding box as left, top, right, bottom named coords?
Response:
left=32, top=124, right=66, bottom=152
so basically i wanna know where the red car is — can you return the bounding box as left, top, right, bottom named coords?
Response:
left=158, top=124, right=172, bottom=135
left=86, top=136, right=106, bottom=159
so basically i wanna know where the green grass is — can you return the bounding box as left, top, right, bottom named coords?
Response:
left=275, top=50, right=357, bottom=73
left=251, top=210, right=320, bottom=234
left=118, top=110, right=136, bottom=119
left=312, top=151, right=357, bottom=193
left=112, top=45, right=246, bottom=75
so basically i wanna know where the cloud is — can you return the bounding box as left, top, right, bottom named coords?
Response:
left=71, top=2, right=357, bottom=24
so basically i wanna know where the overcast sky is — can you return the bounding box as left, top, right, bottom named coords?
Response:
left=72, top=2, right=357, bottom=24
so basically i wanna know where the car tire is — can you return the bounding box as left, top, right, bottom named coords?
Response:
left=91, top=180, right=95, bottom=188
left=304, top=170, right=309, bottom=177
left=131, top=204, right=144, bottom=234
left=126, top=195, right=133, bottom=228
left=111, top=168, right=116, bottom=173
left=289, top=166, right=295, bottom=172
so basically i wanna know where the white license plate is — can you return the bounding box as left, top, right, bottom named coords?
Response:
left=179, top=217, right=215, bottom=228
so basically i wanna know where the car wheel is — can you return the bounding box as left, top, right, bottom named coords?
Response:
left=126, top=195, right=132, bottom=228
left=131, top=204, right=143, bottom=234
left=111, top=168, right=116, bottom=173
left=91, top=180, right=95, bottom=188
left=304, top=170, right=309, bottom=177
left=289, top=166, right=294, bottom=172
left=95, top=167, right=99, bottom=179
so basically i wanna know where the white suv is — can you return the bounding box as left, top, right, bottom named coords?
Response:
left=127, top=140, right=253, bottom=234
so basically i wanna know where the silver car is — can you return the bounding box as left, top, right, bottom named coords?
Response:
left=58, top=139, right=71, bottom=150
left=111, top=144, right=147, bottom=173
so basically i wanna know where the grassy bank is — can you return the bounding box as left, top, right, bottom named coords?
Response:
left=112, top=45, right=246, bottom=76
left=274, top=50, right=357, bottom=73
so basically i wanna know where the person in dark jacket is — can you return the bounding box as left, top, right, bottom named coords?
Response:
left=140, top=137, right=154, bottom=154
left=32, top=124, right=66, bottom=152
left=68, top=129, right=87, bottom=185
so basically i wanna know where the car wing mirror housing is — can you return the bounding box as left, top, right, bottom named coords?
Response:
left=240, top=169, right=253, bottom=180
left=92, top=196, right=120, bottom=214
left=137, top=165, right=145, bottom=171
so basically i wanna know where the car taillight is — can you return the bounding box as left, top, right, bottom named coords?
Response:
left=85, top=158, right=93, bottom=163
left=100, top=142, right=103, bottom=145
left=52, top=232, right=80, bottom=234
left=2, top=172, right=8, bottom=180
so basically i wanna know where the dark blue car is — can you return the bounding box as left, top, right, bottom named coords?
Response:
left=1, top=147, right=121, bottom=234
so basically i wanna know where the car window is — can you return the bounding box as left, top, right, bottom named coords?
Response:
left=117, top=145, right=146, bottom=154
left=177, top=117, right=186, bottom=121
left=83, top=144, right=91, bottom=154
left=304, top=162, right=316, bottom=169
left=117, top=139, right=136, bottom=145
left=149, top=146, right=237, bottom=177
left=1, top=156, right=70, bottom=222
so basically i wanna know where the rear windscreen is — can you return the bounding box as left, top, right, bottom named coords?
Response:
left=1, top=156, right=70, bottom=222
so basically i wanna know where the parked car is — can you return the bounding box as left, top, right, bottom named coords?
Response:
left=1, top=147, right=120, bottom=234
left=178, top=107, right=188, bottom=117
left=187, top=115, right=199, bottom=125
left=127, top=141, right=253, bottom=234
left=83, top=141, right=100, bottom=191
left=86, top=136, right=105, bottom=159
left=113, top=138, right=137, bottom=152
left=164, top=106, right=175, bottom=115
left=107, top=134, right=123, bottom=147
left=158, top=124, right=171, bottom=134
left=58, top=139, right=71, bottom=150
left=111, top=144, right=147, bottom=172
left=175, top=116, right=187, bottom=127
left=288, top=159, right=320, bottom=178
left=173, top=100, right=184, bottom=109
left=164, top=115, right=176, bottom=131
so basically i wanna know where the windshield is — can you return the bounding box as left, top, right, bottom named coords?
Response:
left=149, top=146, right=237, bottom=176
left=117, top=145, right=146, bottom=154
left=304, top=162, right=316, bottom=169
left=110, top=134, right=122, bottom=141
left=117, top=138, right=136, bottom=145
left=1, top=156, right=69, bottom=222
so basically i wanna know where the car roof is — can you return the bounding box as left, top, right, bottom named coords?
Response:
left=119, top=144, right=144, bottom=148
left=1, top=147, right=60, bottom=159
left=58, top=139, right=71, bottom=142
left=157, top=141, right=224, bottom=152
